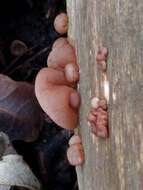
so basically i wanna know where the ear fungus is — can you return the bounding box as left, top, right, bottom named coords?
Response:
left=52, top=38, right=68, bottom=50
left=35, top=68, right=79, bottom=130
left=35, top=38, right=79, bottom=130
left=54, top=13, right=68, bottom=34
left=67, top=135, right=84, bottom=166
left=47, top=41, right=76, bottom=69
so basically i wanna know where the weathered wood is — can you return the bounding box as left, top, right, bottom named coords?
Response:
left=67, top=0, right=143, bottom=190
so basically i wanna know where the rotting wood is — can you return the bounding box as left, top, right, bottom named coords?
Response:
left=67, top=0, right=143, bottom=190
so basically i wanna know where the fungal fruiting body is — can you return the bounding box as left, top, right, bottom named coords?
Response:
left=10, top=40, right=28, bottom=56
left=88, top=97, right=108, bottom=138
left=52, top=37, right=68, bottom=50
left=87, top=46, right=109, bottom=138
left=54, top=13, right=68, bottom=34
left=35, top=12, right=80, bottom=130
left=96, top=47, right=108, bottom=72
left=35, top=38, right=80, bottom=130
left=47, top=39, right=76, bottom=70
left=67, top=135, right=84, bottom=166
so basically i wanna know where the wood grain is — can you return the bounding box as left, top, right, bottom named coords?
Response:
left=67, top=0, right=143, bottom=189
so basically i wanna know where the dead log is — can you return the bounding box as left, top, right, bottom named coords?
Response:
left=67, top=0, right=143, bottom=189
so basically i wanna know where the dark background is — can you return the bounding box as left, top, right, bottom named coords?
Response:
left=0, top=0, right=78, bottom=189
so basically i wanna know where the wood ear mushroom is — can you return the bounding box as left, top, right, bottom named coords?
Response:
left=35, top=38, right=79, bottom=130
left=67, top=135, right=84, bottom=166
left=96, top=47, right=108, bottom=72
left=54, top=13, right=68, bottom=34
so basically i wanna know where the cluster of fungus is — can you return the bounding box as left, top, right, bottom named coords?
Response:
left=87, top=47, right=109, bottom=138
left=96, top=47, right=108, bottom=72
left=35, top=13, right=84, bottom=166
left=35, top=37, right=80, bottom=130
left=88, top=97, right=108, bottom=138
left=35, top=12, right=80, bottom=130
left=36, top=12, right=109, bottom=167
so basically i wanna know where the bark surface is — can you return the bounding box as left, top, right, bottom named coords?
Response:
left=67, top=0, right=143, bottom=190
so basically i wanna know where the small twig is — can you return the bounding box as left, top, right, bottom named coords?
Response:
left=2, top=45, right=37, bottom=74
left=7, top=47, right=50, bottom=76
left=23, top=47, right=50, bottom=65
left=3, top=44, right=50, bottom=75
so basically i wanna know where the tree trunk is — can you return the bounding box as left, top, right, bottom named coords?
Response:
left=67, top=0, right=143, bottom=190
